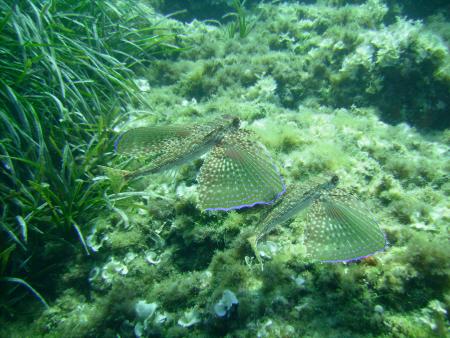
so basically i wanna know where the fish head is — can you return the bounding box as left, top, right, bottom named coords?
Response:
left=220, top=114, right=240, bottom=130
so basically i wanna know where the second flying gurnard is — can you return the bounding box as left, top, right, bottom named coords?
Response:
left=115, top=115, right=286, bottom=211
left=256, top=175, right=387, bottom=262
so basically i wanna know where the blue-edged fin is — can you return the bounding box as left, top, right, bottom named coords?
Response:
left=198, top=130, right=285, bottom=211
left=304, top=190, right=386, bottom=262
left=256, top=175, right=386, bottom=263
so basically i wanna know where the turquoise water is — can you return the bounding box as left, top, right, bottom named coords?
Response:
left=0, top=1, right=448, bottom=337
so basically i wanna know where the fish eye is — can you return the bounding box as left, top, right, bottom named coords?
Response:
left=331, top=175, right=339, bottom=185
left=232, top=116, right=240, bottom=128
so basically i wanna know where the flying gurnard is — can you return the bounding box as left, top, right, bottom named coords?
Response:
left=254, top=175, right=387, bottom=262
left=114, top=115, right=286, bottom=211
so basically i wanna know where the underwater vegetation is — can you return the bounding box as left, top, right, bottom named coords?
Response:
left=222, top=0, right=257, bottom=39
left=0, top=0, right=181, bottom=319
left=0, top=0, right=449, bottom=337
left=155, top=0, right=260, bottom=23
left=150, top=0, right=450, bottom=129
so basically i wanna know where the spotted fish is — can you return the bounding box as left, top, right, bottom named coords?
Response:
left=256, top=175, right=387, bottom=262
left=115, top=116, right=285, bottom=211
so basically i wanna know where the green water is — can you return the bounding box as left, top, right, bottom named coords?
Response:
left=0, top=1, right=448, bottom=337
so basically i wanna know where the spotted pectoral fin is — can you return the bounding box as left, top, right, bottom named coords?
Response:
left=198, top=131, right=285, bottom=211
left=304, top=192, right=386, bottom=262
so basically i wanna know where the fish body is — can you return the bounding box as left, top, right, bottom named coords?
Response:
left=117, top=116, right=240, bottom=179
left=257, top=175, right=339, bottom=241
left=257, top=175, right=386, bottom=262
left=115, top=115, right=285, bottom=211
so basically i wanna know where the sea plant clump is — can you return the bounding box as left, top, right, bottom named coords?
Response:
left=0, top=0, right=182, bottom=316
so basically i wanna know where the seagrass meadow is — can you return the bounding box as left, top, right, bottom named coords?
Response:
left=0, top=0, right=449, bottom=337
